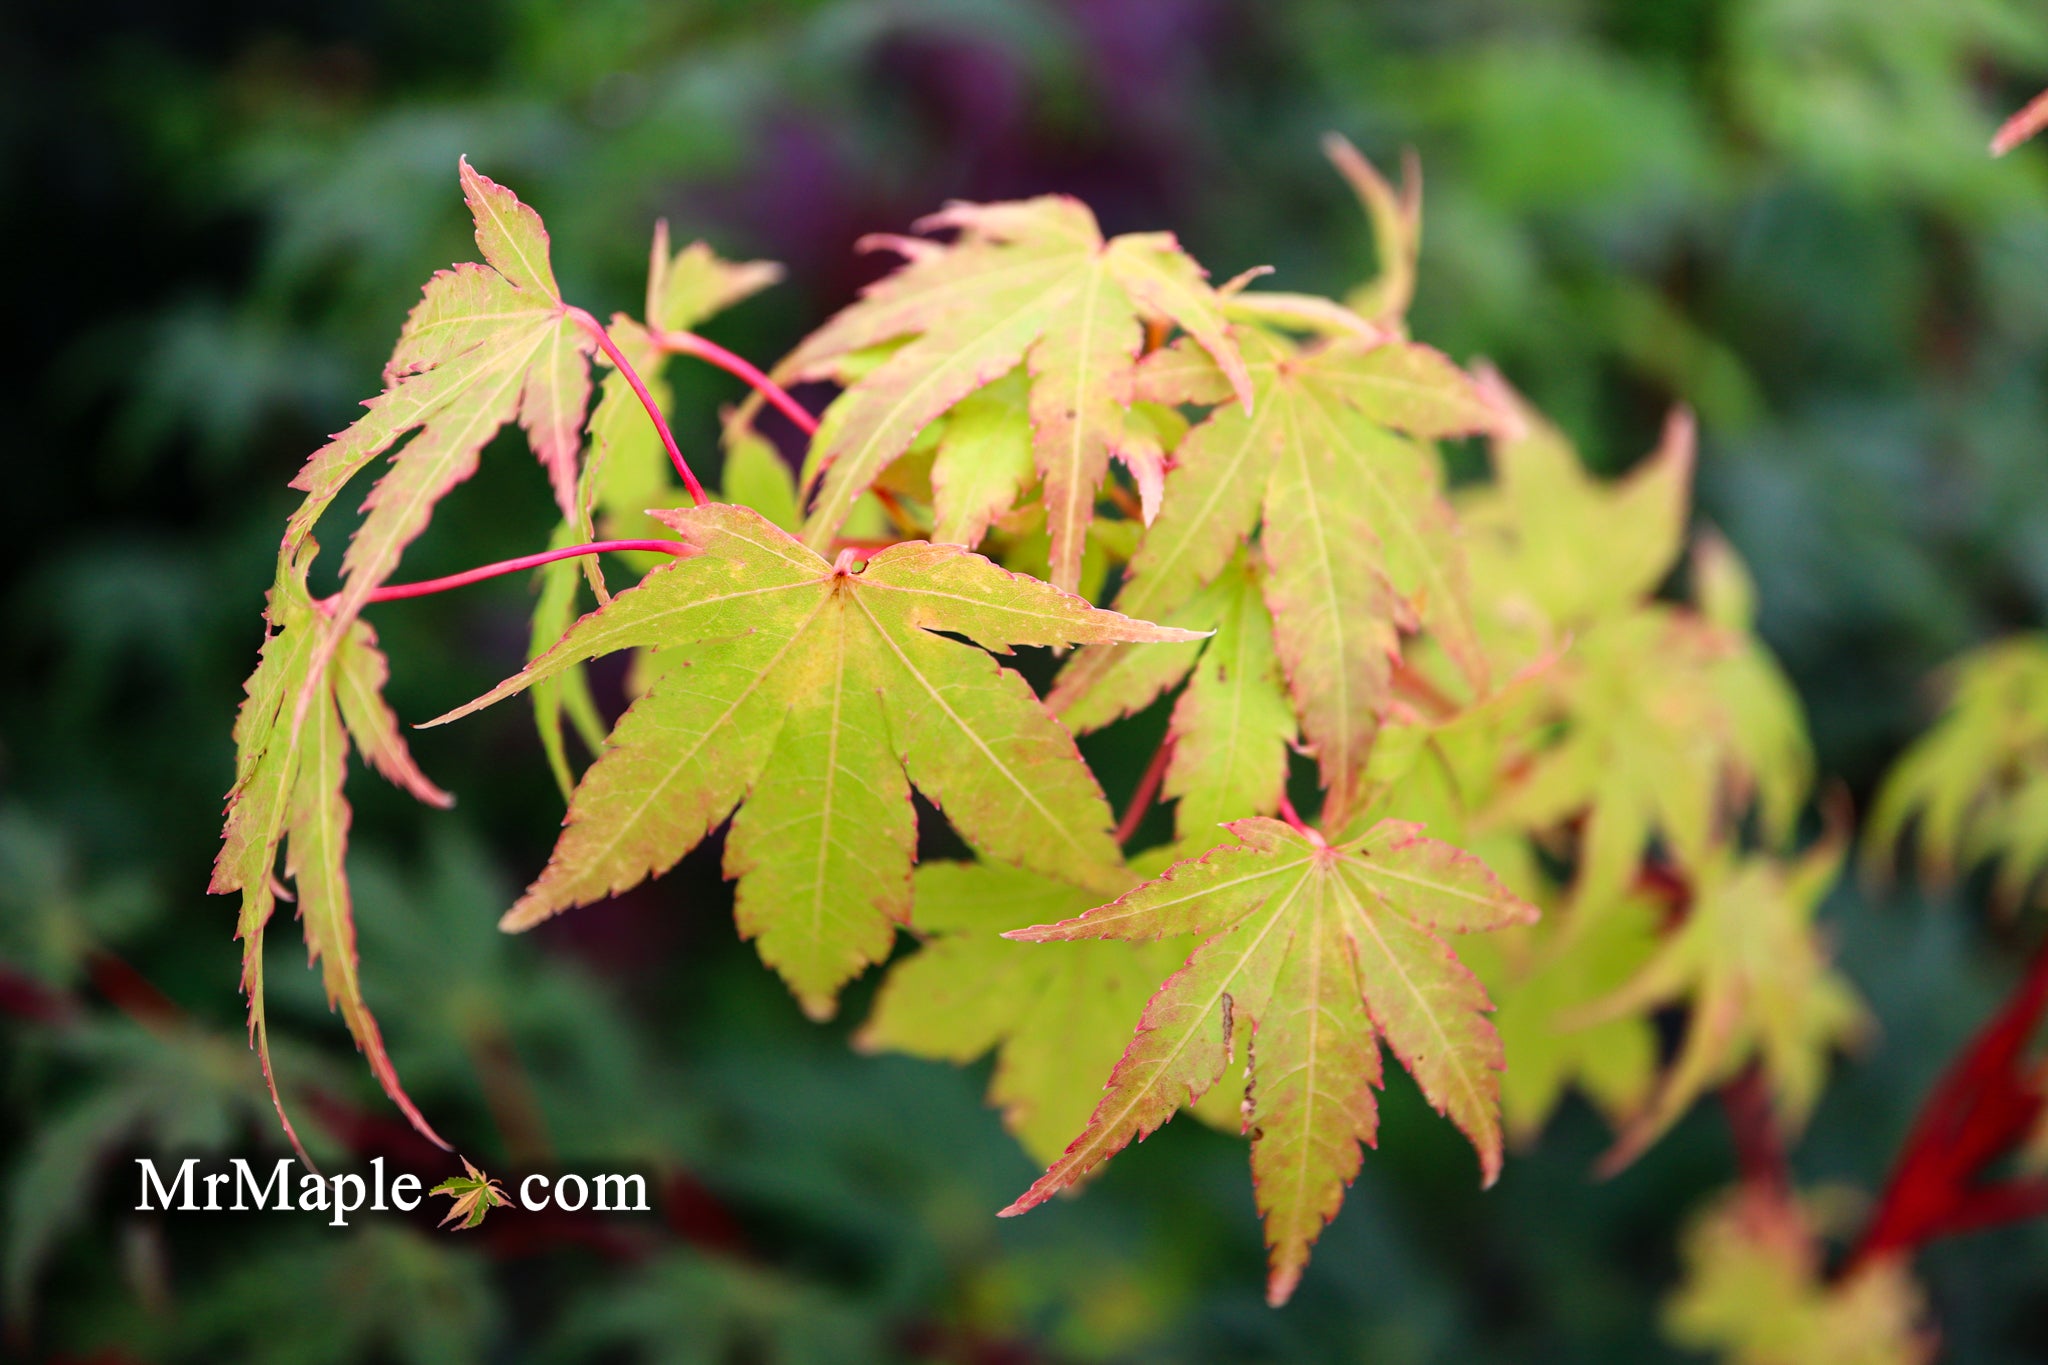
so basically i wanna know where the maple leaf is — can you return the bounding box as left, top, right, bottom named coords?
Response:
left=1051, top=324, right=1495, bottom=826
left=1588, top=838, right=1867, bottom=1174
left=1490, top=605, right=1812, bottom=916
left=999, top=816, right=1534, bottom=1306
left=429, top=1159, right=510, bottom=1230
left=1459, top=889, right=1662, bottom=1143
left=427, top=503, right=1203, bottom=1017
left=770, top=195, right=1253, bottom=593
left=293, top=160, right=595, bottom=634
left=856, top=858, right=1194, bottom=1164
left=1459, top=374, right=1695, bottom=652
left=1865, top=635, right=2048, bottom=908
left=210, top=541, right=451, bottom=1157
left=216, top=161, right=608, bottom=1150
left=1160, top=557, right=1300, bottom=842
left=1665, top=1186, right=1932, bottom=1365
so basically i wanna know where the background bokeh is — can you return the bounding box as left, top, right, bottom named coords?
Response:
left=5, top=1, right=2048, bottom=1360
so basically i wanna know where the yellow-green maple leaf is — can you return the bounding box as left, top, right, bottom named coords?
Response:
left=429, top=1159, right=510, bottom=1231
left=216, top=160, right=597, bottom=1151
left=1590, top=840, right=1866, bottom=1174
left=1000, top=816, right=1534, bottom=1306
left=1491, top=605, right=1812, bottom=915
left=771, top=196, right=1254, bottom=593
left=857, top=859, right=1192, bottom=1164
left=1866, top=635, right=2048, bottom=908
left=210, top=540, right=452, bottom=1156
left=1052, top=325, right=1494, bottom=826
left=427, top=503, right=1202, bottom=1017
left=1459, top=377, right=1694, bottom=654
left=1665, top=1186, right=1931, bottom=1365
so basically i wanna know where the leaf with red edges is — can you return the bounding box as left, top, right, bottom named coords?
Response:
left=772, top=196, right=1251, bottom=593
left=1000, top=816, right=1533, bottom=1304
left=424, top=503, right=1203, bottom=1017
left=210, top=541, right=449, bottom=1155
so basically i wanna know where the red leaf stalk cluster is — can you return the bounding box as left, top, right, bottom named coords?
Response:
left=1845, top=941, right=2048, bottom=1272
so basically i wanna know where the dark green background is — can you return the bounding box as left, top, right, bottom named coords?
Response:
left=4, top=1, right=2047, bottom=1360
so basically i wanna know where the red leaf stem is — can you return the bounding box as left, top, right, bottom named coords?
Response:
left=1275, top=790, right=1323, bottom=844
left=654, top=328, right=819, bottom=438
left=326, top=540, right=690, bottom=611
left=566, top=308, right=709, bottom=505
left=1719, top=1063, right=1792, bottom=1201
left=1114, top=732, right=1176, bottom=846
left=1992, top=87, right=2048, bottom=156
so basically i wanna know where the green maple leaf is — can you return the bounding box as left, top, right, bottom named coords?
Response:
left=1159, top=557, right=1300, bottom=843
left=856, top=858, right=1194, bottom=1164
left=998, top=816, right=1534, bottom=1306
left=429, top=1159, right=510, bottom=1230
left=1588, top=840, right=1866, bottom=1174
left=1866, top=635, right=2048, bottom=908
left=1051, top=324, right=1494, bottom=825
left=428, top=503, right=1202, bottom=1016
left=770, top=195, right=1254, bottom=592
left=210, top=541, right=452, bottom=1156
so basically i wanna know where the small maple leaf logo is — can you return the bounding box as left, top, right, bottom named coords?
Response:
left=429, top=1159, right=510, bottom=1230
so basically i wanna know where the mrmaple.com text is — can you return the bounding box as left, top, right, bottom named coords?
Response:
left=135, top=1157, right=649, bottom=1226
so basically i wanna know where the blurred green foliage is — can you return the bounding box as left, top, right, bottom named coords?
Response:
left=4, top=0, right=2048, bottom=1359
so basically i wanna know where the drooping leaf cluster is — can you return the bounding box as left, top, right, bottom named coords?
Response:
left=216, top=141, right=1862, bottom=1307
left=1868, top=636, right=2048, bottom=909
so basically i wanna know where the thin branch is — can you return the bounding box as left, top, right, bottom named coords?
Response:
left=326, top=540, right=689, bottom=611
left=1719, top=1064, right=1792, bottom=1201
left=1115, top=733, right=1177, bottom=846
left=654, top=328, right=819, bottom=437
left=566, top=308, right=709, bottom=505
